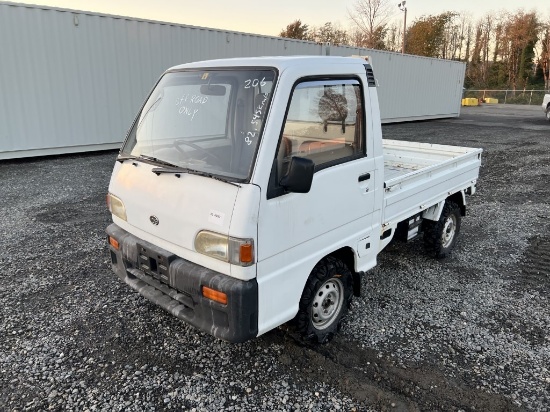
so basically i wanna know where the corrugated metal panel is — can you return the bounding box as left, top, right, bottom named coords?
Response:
left=367, top=50, right=465, bottom=122
left=318, top=46, right=465, bottom=122
left=0, top=1, right=465, bottom=159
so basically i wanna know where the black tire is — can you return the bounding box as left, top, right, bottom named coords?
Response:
left=546, top=104, right=550, bottom=122
left=294, top=257, right=353, bottom=343
left=423, top=201, right=462, bottom=259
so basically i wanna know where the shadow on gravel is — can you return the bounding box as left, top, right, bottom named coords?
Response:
left=34, top=194, right=108, bottom=225
left=269, top=329, right=517, bottom=412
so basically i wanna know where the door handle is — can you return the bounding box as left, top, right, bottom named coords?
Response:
left=358, top=173, right=371, bottom=182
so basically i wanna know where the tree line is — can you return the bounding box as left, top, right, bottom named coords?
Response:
left=278, top=0, right=550, bottom=91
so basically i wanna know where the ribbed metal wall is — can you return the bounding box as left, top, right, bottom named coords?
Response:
left=0, top=1, right=465, bottom=159
left=367, top=51, right=466, bottom=122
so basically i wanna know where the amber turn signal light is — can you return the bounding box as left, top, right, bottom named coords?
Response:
left=108, top=236, right=120, bottom=250
left=202, top=286, right=227, bottom=305
left=240, top=243, right=253, bottom=263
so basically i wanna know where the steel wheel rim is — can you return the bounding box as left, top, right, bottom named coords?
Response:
left=311, top=278, right=344, bottom=330
left=441, top=214, right=457, bottom=248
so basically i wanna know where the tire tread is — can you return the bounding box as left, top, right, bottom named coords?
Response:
left=423, top=201, right=461, bottom=259
left=294, top=257, right=353, bottom=343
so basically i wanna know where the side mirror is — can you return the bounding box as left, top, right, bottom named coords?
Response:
left=280, top=157, right=314, bottom=193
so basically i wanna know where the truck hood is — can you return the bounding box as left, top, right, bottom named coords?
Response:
left=109, top=161, right=238, bottom=254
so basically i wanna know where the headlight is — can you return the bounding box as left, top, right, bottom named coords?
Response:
left=194, top=231, right=254, bottom=266
left=107, top=193, right=127, bottom=221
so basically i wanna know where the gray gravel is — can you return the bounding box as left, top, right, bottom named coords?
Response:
left=1, top=103, right=549, bottom=411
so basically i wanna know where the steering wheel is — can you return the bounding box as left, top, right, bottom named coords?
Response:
left=173, top=139, right=221, bottom=163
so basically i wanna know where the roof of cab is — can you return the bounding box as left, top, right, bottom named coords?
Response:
left=168, top=56, right=368, bottom=72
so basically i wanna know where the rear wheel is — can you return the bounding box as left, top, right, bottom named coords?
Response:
left=546, top=105, right=550, bottom=121
left=423, top=201, right=462, bottom=259
left=295, top=257, right=353, bottom=343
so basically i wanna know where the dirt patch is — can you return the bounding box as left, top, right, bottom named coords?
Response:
left=34, top=194, right=109, bottom=226
left=274, top=330, right=517, bottom=411
left=519, top=236, right=550, bottom=293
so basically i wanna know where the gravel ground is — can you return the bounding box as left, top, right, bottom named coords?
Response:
left=1, top=104, right=549, bottom=411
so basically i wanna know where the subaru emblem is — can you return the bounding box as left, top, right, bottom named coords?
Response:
left=150, top=215, right=159, bottom=225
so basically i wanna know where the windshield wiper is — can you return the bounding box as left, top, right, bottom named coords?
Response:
left=138, top=154, right=178, bottom=168
left=116, top=155, right=136, bottom=163
left=152, top=166, right=241, bottom=187
left=117, top=154, right=179, bottom=168
left=116, top=154, right=137, bottom=163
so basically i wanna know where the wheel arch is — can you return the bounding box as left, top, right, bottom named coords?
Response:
left=423, top=191, right=466, bottom=222
left=295, top=246, right=361, bottom=300
left=293, top=252, right=355, bottom=343
left=328, top=246, right=361, bottom=297
left=423, top=198, right=462, bottom=259
left=447, top=191, right=466, bottom=216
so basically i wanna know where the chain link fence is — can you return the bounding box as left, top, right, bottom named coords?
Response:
left=464, top=89, right=549, bottom=105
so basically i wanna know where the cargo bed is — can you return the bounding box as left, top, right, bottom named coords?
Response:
left=382, top=139, right=482, bottom=225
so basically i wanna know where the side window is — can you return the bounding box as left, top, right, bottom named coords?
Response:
left=275, top=79, right=364, bottom=184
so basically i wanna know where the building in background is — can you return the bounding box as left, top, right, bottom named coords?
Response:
left=0, top=1, right=465, bottom=159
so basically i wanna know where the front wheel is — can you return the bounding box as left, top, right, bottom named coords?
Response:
left=294, top=257, right=353, bottom=343
left=546, top=105, right=550, bottom=122
left=423, top=201, right=462, bottom=259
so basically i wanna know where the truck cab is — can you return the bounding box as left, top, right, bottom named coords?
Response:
left=107, top=56, right=481, bottom=343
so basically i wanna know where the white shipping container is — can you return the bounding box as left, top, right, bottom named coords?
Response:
left=0, top=1, right=465, bottom=159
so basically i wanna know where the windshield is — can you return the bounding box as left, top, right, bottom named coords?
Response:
left=122, top=68, right=276, bottom=181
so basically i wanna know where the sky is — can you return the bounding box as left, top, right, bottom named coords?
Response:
left=10, top=0, right=549, bottom=36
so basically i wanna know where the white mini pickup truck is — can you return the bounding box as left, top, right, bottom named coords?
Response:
left=106, top=56, right=482, bottom=343
left=543, top=94, right=550, bottom=121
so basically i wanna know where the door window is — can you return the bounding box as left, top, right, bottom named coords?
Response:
left=270, top=79, right=364, bottom=196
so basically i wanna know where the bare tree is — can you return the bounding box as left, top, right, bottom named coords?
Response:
left=541, top=21, right=550, bottom=90
left=441, top=13, right=462, bottom=60
left=463, top=20, right=473, bottom=63
left=384, top=21, right=402, bottom=52
left=348, top=27, right=367, bottom=48
left=455, top=13, right=472, bottom=61
left=348, top=0, right=393, bottom=49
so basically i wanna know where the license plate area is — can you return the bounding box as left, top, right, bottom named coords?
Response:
left=137, top=243, right=174, bottom=284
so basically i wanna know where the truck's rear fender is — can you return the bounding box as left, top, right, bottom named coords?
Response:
left=422, top=191, right=466, bottom=222
left=447, top=191, right=466, bottom=216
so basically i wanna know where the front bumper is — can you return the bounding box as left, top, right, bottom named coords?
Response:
left=106, top=224, right=258, bottom=343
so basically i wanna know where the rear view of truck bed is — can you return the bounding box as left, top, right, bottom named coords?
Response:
left=382, top=139, right=482, bottom=225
